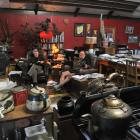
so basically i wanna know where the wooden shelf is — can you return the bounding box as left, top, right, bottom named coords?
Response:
left=41, top=42, right=64, bottom=44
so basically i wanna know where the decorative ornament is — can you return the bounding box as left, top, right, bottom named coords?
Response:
left=63, top=18, right=69, bottom=25
left=39, top=31, right=53, bottom=40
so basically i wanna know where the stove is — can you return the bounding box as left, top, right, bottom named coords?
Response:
left=73, top=86, right=140, bottom=140
left=127, top=107, right=140, bottom=140
left=121, top=87, right=140, bottom=140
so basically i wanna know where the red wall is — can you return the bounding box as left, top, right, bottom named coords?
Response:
left=0, top=13, right=140, bottom=58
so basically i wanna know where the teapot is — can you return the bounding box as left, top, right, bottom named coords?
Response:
left=26, top=87, right=51, bottom=112
left=90, top=94, right=132, bottom=140
left=73, top=89, right=132, bottom=140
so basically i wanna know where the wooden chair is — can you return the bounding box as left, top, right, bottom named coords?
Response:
left=126, top=60, right=140, bottom=86
left=115, top=61, right=126, bottom=87
left=115, top=61, right=126, bottom=75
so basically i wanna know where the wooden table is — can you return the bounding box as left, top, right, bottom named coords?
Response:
left=98, top=58, right=140, bottom=84
left=98, top=59, right=126, bottom=74
left=0, top=104, right=54, bottom=139
left=0, top=104, right=53, bottom=122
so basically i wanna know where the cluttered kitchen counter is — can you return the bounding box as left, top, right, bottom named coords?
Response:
left=0, top=87, right=70, bottom=121
left=1, top=73, right=140, bottom=140
left=0, top=77, right=73, bottom=140
left=0, top=72, right=106, bottom=140
left=0, top=72, right=106, bottom=122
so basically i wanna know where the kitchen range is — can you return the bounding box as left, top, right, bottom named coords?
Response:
left=73, top=86, right=140, bottom=140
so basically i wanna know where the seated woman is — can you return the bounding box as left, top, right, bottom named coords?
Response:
left=54, top=50, right=96, bottom=91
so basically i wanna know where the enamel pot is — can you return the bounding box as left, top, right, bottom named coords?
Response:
left=26, top=87, right=51, bottom=112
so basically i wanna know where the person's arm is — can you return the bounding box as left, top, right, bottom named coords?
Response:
left=38, top=54, right=45, bottom=64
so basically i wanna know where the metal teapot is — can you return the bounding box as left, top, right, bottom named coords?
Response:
left=73, top=88, right=133, bottom=140
left=26, top=87, right=51, bottom=112
left=90, top=94, right=132, bottom=140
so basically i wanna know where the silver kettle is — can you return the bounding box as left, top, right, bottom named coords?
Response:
left=26, top=87, right=51, bottom=112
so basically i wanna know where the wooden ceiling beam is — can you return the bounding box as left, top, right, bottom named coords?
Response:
left=7, top=0, right=140, bottom=16
left=38, top=1, right=136, bottom=12
left=9, top=0, right=139, bottom=12
left=106, top=10, right=114, bottom=18
left=85, top=0, right=139, bottom=6
left=74, top=7, right=80, bottom=17
left=10, top=0, right=139, bottom=7
left=0, top=7, right=140, bottom=21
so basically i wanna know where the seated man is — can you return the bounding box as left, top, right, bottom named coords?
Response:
left=79, top=50, right=93, bottom=74
left=27, top=48, right=46, bottom=86
left=54, top=50, right=96, bottom=91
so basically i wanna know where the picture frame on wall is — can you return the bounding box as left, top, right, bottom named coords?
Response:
left=74, top=23, right=85, bottom=37
left=86, top=23, right=91, bottom=36
left=128, top=35, right=139, bottom=43
left=125, top=26, right=134, bottom=34
left=105, top=27, right=115, bottom=42
left=93, top=29, right=98, bottom=36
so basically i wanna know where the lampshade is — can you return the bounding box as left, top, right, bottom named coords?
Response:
left=52, top=44, right=59, bottom=54
left=85, top=37, right=97, bottom=44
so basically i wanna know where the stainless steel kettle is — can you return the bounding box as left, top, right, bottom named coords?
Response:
left=26, top=87, right=51, bottom=112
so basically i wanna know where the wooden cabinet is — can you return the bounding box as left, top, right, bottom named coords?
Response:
left=0, top=104, right=54, bottom=140
left=53, top=108, right=82, bottom=140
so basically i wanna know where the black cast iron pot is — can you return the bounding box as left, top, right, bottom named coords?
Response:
left=57, top=96, right=74, bottom=115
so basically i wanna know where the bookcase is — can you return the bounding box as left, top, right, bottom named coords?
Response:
left=40, top=32, right=64, bottom=56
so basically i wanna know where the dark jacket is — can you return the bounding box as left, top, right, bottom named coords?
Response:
left=28, top=53, right=45, bottom=65
left=80, top=54, right=92, bottom=68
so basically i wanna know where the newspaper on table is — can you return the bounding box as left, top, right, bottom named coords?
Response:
left=72, top=73, right=104, bottom=81
left=0, top=78, right=17, bottom=91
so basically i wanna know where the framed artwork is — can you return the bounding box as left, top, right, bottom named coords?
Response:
left=125, top=26, right=134, bottom=34
left=128, top=35, right=139, bottom=43
left=86, top=23, right=91, bottom=36
left=93, top=29, right=97, bottom=36
left=105, top=27, right=115, bottom=42
left=74, top=23, right=85, bottom=37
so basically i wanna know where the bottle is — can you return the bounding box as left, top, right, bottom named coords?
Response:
left=15, top=128, right=22, bottom=140
left=1, top=128, right=9, bottom=140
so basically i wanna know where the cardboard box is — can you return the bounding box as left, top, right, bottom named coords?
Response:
left=105, top=47, right=116, bottom=55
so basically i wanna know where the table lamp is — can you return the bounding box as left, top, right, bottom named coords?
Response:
left=85, top=36, right=97, bottom=48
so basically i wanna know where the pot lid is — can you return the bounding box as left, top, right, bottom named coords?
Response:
left=30, top=87, right=45, bottom=95
left=104, top=95, right=123, bottom=108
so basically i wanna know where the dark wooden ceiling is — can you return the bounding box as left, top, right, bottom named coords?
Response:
left=9, top=0, right=138, bottom=11
left=0, top=0, right=139, bottom=19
